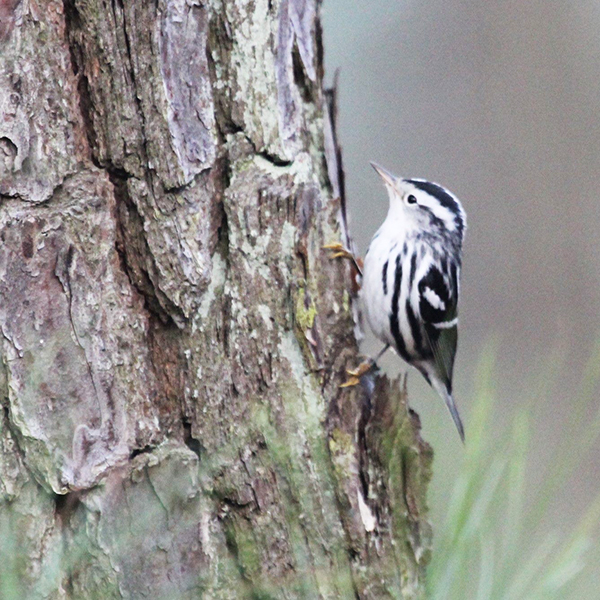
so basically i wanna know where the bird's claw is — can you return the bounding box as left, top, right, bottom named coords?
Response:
left=324, top=242, right=364, bottom=281
left=347, top=362, right=373, bottom=377
left=339, top=361, right=373, bottom=387
left=339, top=376, right=361, bottom=388
left=323, top=242, right=355, bottom=261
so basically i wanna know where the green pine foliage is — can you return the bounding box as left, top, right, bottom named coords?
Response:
left=427, top=342, right=600, bottom=599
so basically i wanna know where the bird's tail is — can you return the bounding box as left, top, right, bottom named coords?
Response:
left=431, top=378, right=465, bottom=443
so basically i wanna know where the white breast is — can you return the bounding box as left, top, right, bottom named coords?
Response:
left=361, top=214, right=431, bottom=359
left=361, top=223, right=403, bottom=347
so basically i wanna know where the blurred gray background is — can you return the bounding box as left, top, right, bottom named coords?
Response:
left=322, top=0, right=600, bottom=535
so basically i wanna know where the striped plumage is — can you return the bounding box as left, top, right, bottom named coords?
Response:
left=362, top=164, right=467, bottom=441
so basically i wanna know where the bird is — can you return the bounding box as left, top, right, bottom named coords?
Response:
left=327, top=163, right=467, bottom=442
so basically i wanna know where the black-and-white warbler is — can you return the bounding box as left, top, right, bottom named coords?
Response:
left=331, top=163, right=467, bottom=442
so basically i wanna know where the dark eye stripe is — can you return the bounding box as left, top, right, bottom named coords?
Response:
left=406, top=180, right=457, bottom=210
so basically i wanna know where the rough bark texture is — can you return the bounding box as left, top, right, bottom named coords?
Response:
left=0, top=0, right=432, bottom=597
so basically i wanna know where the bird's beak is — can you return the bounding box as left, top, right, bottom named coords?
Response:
left=370, top=162, right=398, bottom=187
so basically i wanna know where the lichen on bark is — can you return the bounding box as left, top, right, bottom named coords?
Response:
left=0, top=0, right=432, bottom=597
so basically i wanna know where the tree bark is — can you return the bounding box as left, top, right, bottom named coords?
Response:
left=0, top=0, right=432, bottom=598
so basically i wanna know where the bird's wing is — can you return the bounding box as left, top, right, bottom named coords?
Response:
left=418, top=262, right=459, bottom=389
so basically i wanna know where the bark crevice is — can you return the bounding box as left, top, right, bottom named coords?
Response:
left=62, top=0, right=97, bottom=164
left=110, top=169, right=182, bottom=327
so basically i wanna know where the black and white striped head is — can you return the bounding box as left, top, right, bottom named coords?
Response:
left=371, top=162, right=466, bottom=239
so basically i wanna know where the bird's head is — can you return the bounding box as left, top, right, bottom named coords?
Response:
left=371, top=162, right=466, bottom=239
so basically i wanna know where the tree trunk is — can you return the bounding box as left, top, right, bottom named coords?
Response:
left=0, top=0, right=432, bottom=597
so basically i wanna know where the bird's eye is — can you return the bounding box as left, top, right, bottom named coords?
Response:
left=406, top=194, right=417, bottom=205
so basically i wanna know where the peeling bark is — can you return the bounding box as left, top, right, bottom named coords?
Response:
left=0, top=0, right=432, bottom=597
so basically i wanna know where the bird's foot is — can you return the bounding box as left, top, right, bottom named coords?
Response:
left=324, top=242, right=363, bottom=280
left=323, top=242, right=355, bottom=261
left=339, top=361, right=374, bottom=388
